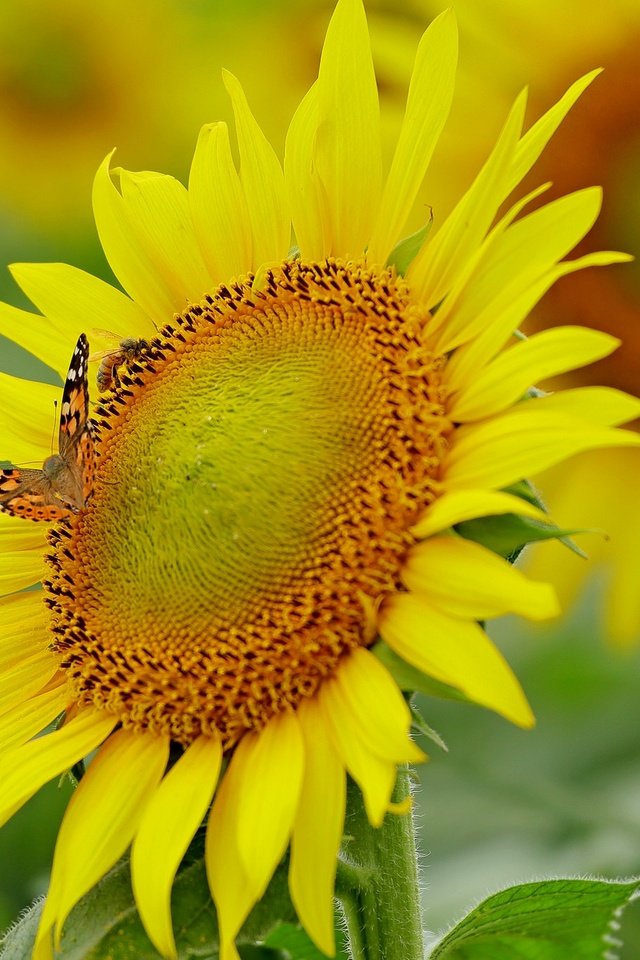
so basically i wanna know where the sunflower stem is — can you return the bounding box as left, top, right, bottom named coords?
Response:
left=337, top=767, right=424, bottom=960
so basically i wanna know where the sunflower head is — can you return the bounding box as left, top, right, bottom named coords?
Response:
left=44, top=259, right=451, bottom=751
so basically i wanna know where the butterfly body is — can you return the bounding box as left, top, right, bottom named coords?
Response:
left=0, top=333, right=95, bottom=522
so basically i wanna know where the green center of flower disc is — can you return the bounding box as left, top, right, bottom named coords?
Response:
left=46, top=260, right=451, bottom=747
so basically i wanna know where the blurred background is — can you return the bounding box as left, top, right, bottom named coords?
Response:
left=0, top=0, right=638, bottom=955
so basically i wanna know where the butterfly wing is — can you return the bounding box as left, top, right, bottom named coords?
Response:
left=0, top=335, right=94, bottom=521
left=55, top=333, right=95, bottom=509
left=58, top=333, right=90, bottom=459
left=0, top=467, right=72, bottom=521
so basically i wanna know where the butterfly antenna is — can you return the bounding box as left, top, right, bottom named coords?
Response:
left=51, top=399, right=58, bottom=455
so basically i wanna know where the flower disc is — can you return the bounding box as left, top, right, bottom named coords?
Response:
left=45, top=260, right=451, bottom=746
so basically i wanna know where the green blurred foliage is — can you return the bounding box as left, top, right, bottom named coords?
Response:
left=0, top=778, right=72, bottom=933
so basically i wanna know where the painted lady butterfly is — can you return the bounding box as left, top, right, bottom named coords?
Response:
left=0, top=333, right=95, bottom=522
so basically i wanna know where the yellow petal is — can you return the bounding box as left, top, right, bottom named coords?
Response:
left=0, top=649, right=58, bottom=718
left=379, top=593, right=534, bottom=728
left=449, top=326, right=619, bottom=422
left=31, top=929, right=54, bottom=960
left=412, top=70, right=600, bottom=312
left=314, top=0, right=382, bottom=258
left=189, top=122, right=253, bottom=283
left=431, top=187, right=603, bottom=354
left=9, top=262, right=153, bottom=344
left=0, top=302, right=69, bottom=380
left=412, top=489, right=548, bottom=538
left=92, top=152, right=178, bottom=324
left=207, top=713, right=304, bottom=958
left=290, top=698, right=345, bottom=957
left=132, top=734, right=222, bottom=960
left=0, top=708, right=116, bottom=828
left=403, top=536, right=560, bottom=620
left=334, top=647, right=424, bottom=763
left=0, top=684, right=68, bottom=752
left=0, top=548, right=46, bottom=597
left=40, top=729, right=169, bottom=952
left=409, top=89, right=525, bottom=307
left=0, top=372, right=60, bottom=463
left=0, top=544, right=47, bottom=598
left=223, top=71, right=290, bottom=269
left=117, top=168, right=212, bottom=304
left=444, top=409, right=640, bottom=491
left=0, top=516, right=44, bottom=554
left=284, top=82, right=328, bottom=261
left=318, top=673, right=396, bottom=827
left=205, top=755, right=252, bottom=960
left=444, top=251, right=631, bottom=389
left=516, top=387, right=640, bottom=427
left=507, top=70, right=600, bottom=193
left=367, top=10, right=457, bottom=265
left=235, top=711, right=304, bottom=875
left=0, top=589, right=49, bottom=671
left=423, top=182, right=552, bottom=341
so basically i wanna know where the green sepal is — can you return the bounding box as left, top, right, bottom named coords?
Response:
left=409, top=702, right=448, bottom=752
left=455, top=481, right=588, bottom=561
left=50, top=713, right=85, bottom=788
left=456, top=513, right=590, bottom=563
left=385, top=215, right=433, bottom=275
left=429, top=877, right=640, bottom=959
left=372, top=640, right=468, bottom=705
left=505, top=478, right=544, bottom=507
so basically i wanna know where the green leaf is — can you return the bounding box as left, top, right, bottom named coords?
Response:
left=264, top=922, right=350, bottom=959
left=0, top=901, right=42, bottom=960
left=0, top=849, right=298, bottom=960
left=0, top=859, right=215, bottom=959
left=429, top=877, right=640, bottom=960
left=385, top=215, right=433, bottom=275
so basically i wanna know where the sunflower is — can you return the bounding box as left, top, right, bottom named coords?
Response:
left=1, top=1, right=639, bottom=958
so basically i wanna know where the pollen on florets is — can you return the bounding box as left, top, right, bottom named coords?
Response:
left=44, top=259, right=452, bottom=748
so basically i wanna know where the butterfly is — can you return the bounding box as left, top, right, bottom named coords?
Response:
left=89, top=328, right=149, bottom=392
left=0, top=333, right=95, bottom=522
